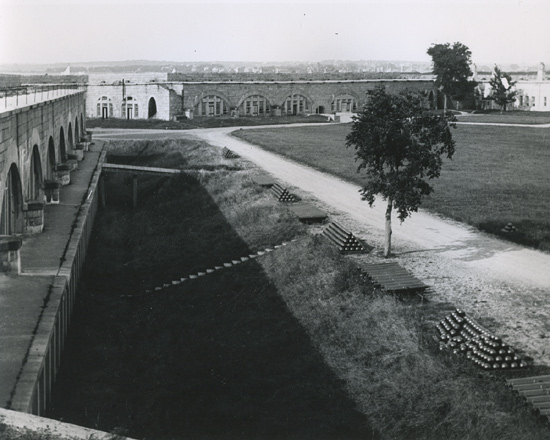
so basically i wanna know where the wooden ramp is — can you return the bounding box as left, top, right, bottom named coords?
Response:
left=507, top=375, right=550, bottom=421
left=102, top=163, right=182, bottom=176
left=361, top=262, right=427, bottom=293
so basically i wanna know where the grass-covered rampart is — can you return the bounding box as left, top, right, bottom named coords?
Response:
left=46, top=138, right=550, bottom=439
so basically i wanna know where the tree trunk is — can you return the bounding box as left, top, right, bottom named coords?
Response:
left=384, top=198, right=393, bottom=258
left=443, top=94, right=447, bottom=113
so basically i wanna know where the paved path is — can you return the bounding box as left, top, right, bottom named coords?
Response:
left=93, top=124, right=550, bottom=364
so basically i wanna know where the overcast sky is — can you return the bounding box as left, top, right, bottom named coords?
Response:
left=1, top=0, right=549, bottom=66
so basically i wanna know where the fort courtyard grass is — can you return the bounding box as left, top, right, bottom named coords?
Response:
left=233, top=122, right=550, bottom=251
left=45, top=139, right=550, bottom=440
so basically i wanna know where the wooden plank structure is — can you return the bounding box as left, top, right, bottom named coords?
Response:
left=288, top=203, right=327, bottom=223
left=101, top=163, right=182, bottom=208
left=361, top=262, right=427, bottom=293
left=252, top=175, right=277, bottom=187
left=321, top=222, right=365, bottom=253
left=270, top=183, right=297, bottom=203
left=222, top=147, right=240, bottom=158
left=507, top=375, right=550, bottom=421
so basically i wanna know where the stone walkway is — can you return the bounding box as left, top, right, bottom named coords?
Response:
left=0, top=141, right=104, bottom=409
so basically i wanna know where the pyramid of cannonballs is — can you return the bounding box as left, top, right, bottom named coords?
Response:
left=270, top=183, right=297, bottom=203
left=222, top=147, right=240, bottom=159
left=437, top=308, right=527, bottom=370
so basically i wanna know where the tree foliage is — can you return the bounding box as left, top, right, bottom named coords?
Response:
left=488, top=65, right=517, bottom=111
left=427, top=42, right=476, bottom=107
left=346, top=86, right=456, bottom=255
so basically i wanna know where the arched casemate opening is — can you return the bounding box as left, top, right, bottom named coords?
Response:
left=59, top=127, right=67, bottom=162
left=97, top=96, right=113, bottom=119
left=195, top=95, right=229, bottom=116
left=47, top=137, right=56, bottom=180
left=68, top=123, right=74, bottom=150
left=122, top=97, right=138, bottom=119
left=282, top=94, right=311, bottom=116
left=74, top=117, right=80, bottom=145
left=0, top=164, right=24, bottom=235
left=148, top=97, right=157, bottom=119
left=239, top=95, right=271, bottom=116
left=29, top=145, right=43, bottom=201
left=331, top=94, right=358, bottom=112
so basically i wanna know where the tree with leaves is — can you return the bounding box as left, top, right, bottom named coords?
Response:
left=427, top=42, right=476, bottom=111
left=488, top=65, right=517, bottom=112
left=346, top=86, right=456, bottom=257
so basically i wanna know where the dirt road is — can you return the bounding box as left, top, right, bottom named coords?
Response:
left=94, top=126, right=550, bottom=365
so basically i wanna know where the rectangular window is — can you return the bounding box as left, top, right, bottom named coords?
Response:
left=545, top=97, right=547, bottom=106
left=532, top=96, right=535, bottom=106
left=97, top=103, right=101, bottom=117
left=519, top=96, right=523, bottom=106
left=134, top=104, right=138, bottom=118
left=526, top=96, right=530, bottom=106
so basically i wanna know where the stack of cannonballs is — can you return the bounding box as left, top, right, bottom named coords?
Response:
left=501, top=222, right=518, bottom=233
left=437, top=308, right=527, bottom=370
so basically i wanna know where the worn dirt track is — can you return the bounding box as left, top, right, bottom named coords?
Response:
left=94, top=125, right=550, bottom=366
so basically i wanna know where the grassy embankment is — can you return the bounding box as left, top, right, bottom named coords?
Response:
left=233, top=122, right=550, bottom=251
left=46, top=139, right=550, bottom=440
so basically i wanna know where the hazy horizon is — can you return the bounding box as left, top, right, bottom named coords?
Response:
left=1, top=0, right=549, bottom=67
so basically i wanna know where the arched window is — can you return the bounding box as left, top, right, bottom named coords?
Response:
left=0, top=164, right=24, bottom=235
left=97, top=96, right=114, bottom=118
left=148, top=97, right=157, bottom=119
left=68, top=123, right=74, bottom=150
left=122, top=96, right=139, bottom=119
left=74, top=117, right=80, bottom=144
left=282, top=94, right=310, bottom=115
left=239, top=95, right=271, bottom=116
left=331, top=95, right=357, bottom=112
left=195, top=95, right=229, bottom=116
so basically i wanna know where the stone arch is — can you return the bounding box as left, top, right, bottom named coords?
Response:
left=280, top=93, right=313, bottom=116
left=148, top=97, right=157, bottom=119
left=29, top=145, right=43, bottom=201
left=331, top=89, right=361, bottom=112
left=194, top=91, right=231, bottom=116
left=74, top=117, right=80, bottom=145
left=68, top=122, right=74, bottom=151
left=47, top=136, right=56, bottom=180
left=236, top=93, right=272, bottom=116
left=0, top=163, right=24, bottom=235
left=59, top=126, right=67, bottom=162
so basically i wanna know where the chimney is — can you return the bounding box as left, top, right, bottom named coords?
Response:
left=537, top=62, right=545, bottom=81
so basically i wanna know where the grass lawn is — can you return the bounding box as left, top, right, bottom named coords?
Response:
left=233, top=123, right=550, bottom=251
left=457, top=111, right=550, bottom=125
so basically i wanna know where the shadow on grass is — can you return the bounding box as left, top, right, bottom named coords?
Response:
left=46, top=171, right=376, bottom=440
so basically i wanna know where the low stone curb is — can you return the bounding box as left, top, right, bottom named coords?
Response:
left=146, top=239, right=298, bottom=293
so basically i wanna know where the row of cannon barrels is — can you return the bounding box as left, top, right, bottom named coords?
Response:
left=321, top=222, right=365, bottom=253
left=270, top=183, right=297, bottom=202
left=222, top=147, right=240, bottom=159
left=437, top=308, right=527, bottom=370
left=506, top=375, right=550, bottom=422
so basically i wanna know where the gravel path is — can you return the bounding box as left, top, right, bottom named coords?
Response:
left=94, top=126, right=550, bottom=366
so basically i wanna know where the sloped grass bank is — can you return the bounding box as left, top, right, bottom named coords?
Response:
left=46, top=139, right=374, bottom=440
left=233, top=124, right=550, bottom=251
left=46, top=138, right=550, bottom=440
left=258, top=237, right=550, bottom=440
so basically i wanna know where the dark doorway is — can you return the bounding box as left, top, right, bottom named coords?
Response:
left=30, top=145, right=43, bottom=201
left=59, top=127, right=67, bottom=162
left=0, top=164, right=24, bottom=235
left=148, top=97, right=157, bottom=119
left=47, top=137, right=56, bottom=180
